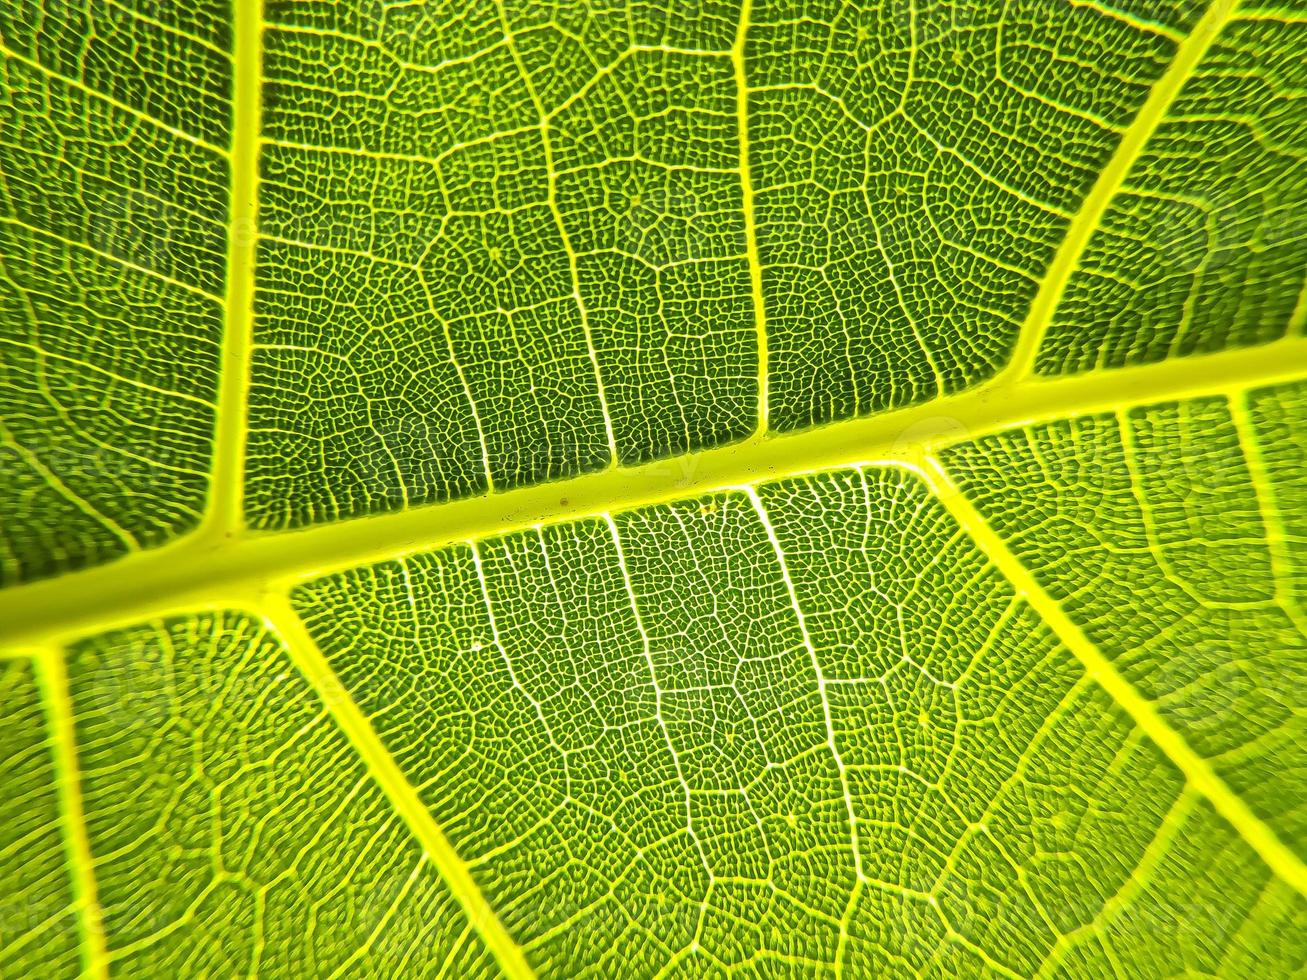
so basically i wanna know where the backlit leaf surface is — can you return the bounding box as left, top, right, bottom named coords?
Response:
left=0, top=0, right=1303, bottom=976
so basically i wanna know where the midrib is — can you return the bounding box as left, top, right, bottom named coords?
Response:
left=12, top=5, right=1293, bottom=975
left=2, top=335, right=1303, bottom=649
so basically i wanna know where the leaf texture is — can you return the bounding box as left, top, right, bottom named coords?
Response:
left=0, top=0, right=1304, bottom=976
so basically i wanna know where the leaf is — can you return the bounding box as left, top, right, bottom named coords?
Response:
left=0, top=0, right=1303, bottom=977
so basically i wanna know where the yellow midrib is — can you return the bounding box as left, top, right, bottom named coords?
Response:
left=11, top=1, right=1303, bottom=971
left=921, top=456, right=1307, bottom=899
left=1003, top=0, right=1239, bottom=378
left=3, top=335, right=1304, bottom=649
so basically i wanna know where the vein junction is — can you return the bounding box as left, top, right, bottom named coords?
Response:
left=3, top=0, right=1306, bottom=974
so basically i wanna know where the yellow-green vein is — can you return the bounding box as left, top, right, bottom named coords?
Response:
left=34, top=648, right=108, bottom=980
left=919, top=455, right=1307, bottom=899
left=1004, top=0, right=1238, bottom=378
left=204, top=0, right=264, bottom=538
left=732, top=0, right=770, bottom=433
left=259, top=597, right=536, bottom=980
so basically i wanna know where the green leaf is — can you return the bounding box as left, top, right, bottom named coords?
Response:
left=0, top=0, right=1303, bottom=977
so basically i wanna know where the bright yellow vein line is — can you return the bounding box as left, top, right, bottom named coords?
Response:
left=920, top=456, right=1307, bottom=899
left=34, top=648, right=108, bottom=980
left=259, top=597, right=536, bottom=980
left=2, top=335, right=1304, bottom=649
left=732, top=0, right=769, bottom=433
left=205, top=0, right=263, bottom=538
left=1005, top=0, right=1238, bottom=378
left=1228, top=390, right=1307, bottom=634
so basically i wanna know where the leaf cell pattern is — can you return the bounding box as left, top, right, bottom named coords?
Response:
left=750, top=0, right=1204, bottom=427
left=0, top=0, right=1301, bottom=558
left=63, top=613, right=498, bottom=977
left=0, top=0, right=229, bottom=584
left=247, top=0, right=758, bottom=528
left=0, top=659, right=79, bottom=975
left=286, top=463, right=1305, bottom=976
left=940, top=382, right=1307, bottom=853
left=1036, top=9, right=1307, bottom=374
left=0, top=0, right=1304, bottom=976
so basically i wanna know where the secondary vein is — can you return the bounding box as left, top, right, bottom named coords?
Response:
left=919, top=455, right=1307, bottom=899
left=260, top=597, right=536, bottom=980
left=1004, top=0, right=1239, bottom=379
left=732, top=0, right=770, bottom=434
left=35, top=648, right=109, bottom=980
left=204, top=0, right=264, bottom=538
